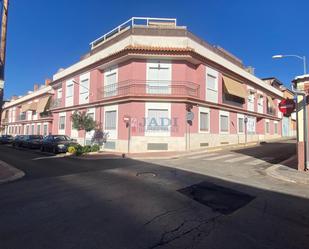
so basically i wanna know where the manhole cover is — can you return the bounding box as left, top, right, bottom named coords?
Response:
left=178, top=181, right=255, bottom=215
left=136, top=172, right=157, bottom=177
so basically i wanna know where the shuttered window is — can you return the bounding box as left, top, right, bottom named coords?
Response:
left=59, top=116, right=65, bottom=130
left=220, top=115, right=229, bottom=132
left=105, top=111, right=116, bottom=130
left=200, top=112, right=209, bottom=131
left=147, top=61, right=171, bottom=94
left=238, top=117, right=244, bottom=133
left=147, top=109, right=169, bottom=131
left=79, top=78, right=89, bottom=104
left=104, top=70, right=117, bottom=97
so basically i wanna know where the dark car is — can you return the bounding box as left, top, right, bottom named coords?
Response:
left=21, top=135, right=43, bottom=149
left=0, top=135, right=13, bottom=144
left=41, top=135, right=77, bottom=154
left=12, top=135, right=25, bottom=147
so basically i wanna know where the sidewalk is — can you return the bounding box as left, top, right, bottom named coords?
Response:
left=266, top=155, right=309, bottom=184
left=0, top=160, right=25, bottom=184
left=78, top=138, right=292, bottom=160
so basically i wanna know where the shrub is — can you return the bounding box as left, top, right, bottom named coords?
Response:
left=82, top=145, right=92, bottom=154
left=67, top=146, right=76, bottom=154
left=91, top=144, right=100, bottom=152
left=73, top=144, right=83, bottom=156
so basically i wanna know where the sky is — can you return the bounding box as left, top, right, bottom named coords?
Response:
left=3, top=0, right=309, bottom=98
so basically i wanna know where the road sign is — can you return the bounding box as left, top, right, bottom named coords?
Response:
left=186, top=111, right=194, bottom=121
left=278, top=98, right=296, bottom=116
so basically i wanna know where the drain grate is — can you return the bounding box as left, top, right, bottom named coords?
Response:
left=178, top=181, right=255, bottom=215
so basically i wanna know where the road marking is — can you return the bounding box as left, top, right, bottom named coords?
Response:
left=203, top=154, right=235, bottom=161
left=224, top=155, right=252, bottom=163
left=186, top=153, right=218, bottom=159
left=245, top=157, right=274, bottom=165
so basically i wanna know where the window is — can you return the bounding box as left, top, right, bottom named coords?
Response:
left=147, top=61, right=171, bottom=94
left=79, top=75, right=89, bottom=104
left=238, top=117, right=244, bottom=133
left=105, top=111, right=116, bottom=130
left=206, top=68, right=218, bottom=103
left=147, top=109, right=169, bottom=131
left=26, top=125, right=29, bottom=135
left=65, top=80, right=74, bottom=106
left=220, top=112, right=229, bottom=133
left=265, top=121, right=270, bottom=134
left=207, top=74, right=217, bottom=90
left=200, top=112, right=209, bottom=132
left=104, top=67, right=118, bottom=97
left=67, top=84, right=73, bottom=98
left=258, top=95, right=264, bottom=113
left=274, top=122, right=278, bottom=134
left=247, top=93, right=255, bottom=112
left=37, top=124, right=41, bottom=135
left=43, top=124, right=48, bottom=136
left=57, top=88, right=62, bottom=99
left=59, top=116, right=65, bottom=130
left=31, top=124, right=35, bottom=135
left=87, top=113, right=94, bottom=120
left=247, top=116, right=256, bottom=134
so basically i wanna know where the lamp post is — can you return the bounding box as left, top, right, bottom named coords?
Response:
left=272, top=54, right=308, bottom=170
left=272, top=54, right=307, bottom=74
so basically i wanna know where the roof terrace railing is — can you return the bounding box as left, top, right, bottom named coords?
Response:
left=89, top=17, right=177, bottom=49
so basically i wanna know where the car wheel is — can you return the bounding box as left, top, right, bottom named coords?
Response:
left=53, top=147, right=57, bottom=154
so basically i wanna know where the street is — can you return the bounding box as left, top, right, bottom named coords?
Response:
left=1, top=140, right=309, bottom=249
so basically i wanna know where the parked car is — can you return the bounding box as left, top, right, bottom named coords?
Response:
left=12, top=135, right=25, bottom=147
left=40, top=135, right=77, bottom=154
left=21, top=135, right=43, bottom=149
left=0, top=135, right=13, bottom=144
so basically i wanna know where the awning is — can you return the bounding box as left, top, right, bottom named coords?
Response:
left=222, top=76, right=247, bottom=99
left=28, top=102, right=37, bottom=111
left=266, top=96, right=275, bottom=109
left=36, top=96, right=51, bottom=113
left=20, top=103, right=30, bottom=113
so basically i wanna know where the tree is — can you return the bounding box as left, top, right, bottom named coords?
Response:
left=71, top=111, right=96, bottom=145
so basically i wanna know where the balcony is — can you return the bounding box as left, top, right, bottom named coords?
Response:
left=17, top=114, right=26, bottom=121
left=97, top=80, right=200, bottom=100
left=50, top=98, right=62, bottom=109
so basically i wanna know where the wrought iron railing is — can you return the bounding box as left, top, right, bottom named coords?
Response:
left=97, top=80, right=200, bottom=100
left=50, top=98, right=62, bottom=109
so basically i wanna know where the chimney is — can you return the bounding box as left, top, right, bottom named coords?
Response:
left=34, top=84, right=39, bottom=91
left=45, top=79, right=51, bottom=86
left=11, top=95, right=17, bottom=100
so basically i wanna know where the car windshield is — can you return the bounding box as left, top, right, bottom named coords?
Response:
left=30, top=136, right=42, bottom=139
left=53, top=135, right=70, bottom=141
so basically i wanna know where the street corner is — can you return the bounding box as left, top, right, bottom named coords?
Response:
left=0, top=160, right=25, bottom=184
left=266, top=155, right=309, bottom=184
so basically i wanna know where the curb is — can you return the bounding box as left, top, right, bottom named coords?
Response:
left=0, top=160, right=25, bottom=184
left=266, top=156, right=309, bottom=184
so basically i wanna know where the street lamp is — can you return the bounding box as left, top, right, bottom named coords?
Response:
left=272, top=54, right=308, bottom=170
left=272, top=54, right=307, bottom=74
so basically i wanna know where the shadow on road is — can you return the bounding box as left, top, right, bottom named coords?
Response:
left=0, top=155, right=308, bottom=249
left=232, top=139, right=297, bottom=168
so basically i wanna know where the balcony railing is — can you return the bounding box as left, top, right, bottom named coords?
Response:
left=17, top=114, right=26, bottom=121
left=49, top=81, right=200, bottom=110
left=50, top=98, right=62, bottom=109
left=97, top=80, right=200, bottom=100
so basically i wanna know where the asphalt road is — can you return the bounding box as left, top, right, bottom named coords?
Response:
left=1, top=140, right=309, bottom=249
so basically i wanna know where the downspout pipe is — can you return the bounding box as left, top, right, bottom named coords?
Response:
left=292, top=84, right=308, bottom=170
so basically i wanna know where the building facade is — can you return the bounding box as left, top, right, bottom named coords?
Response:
left=1, top=83, right=53, bottom=136
left=46, top=17, right=283, bottom=153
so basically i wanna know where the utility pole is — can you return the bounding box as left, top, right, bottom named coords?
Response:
left=0, top=0, right=9, bottom=112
